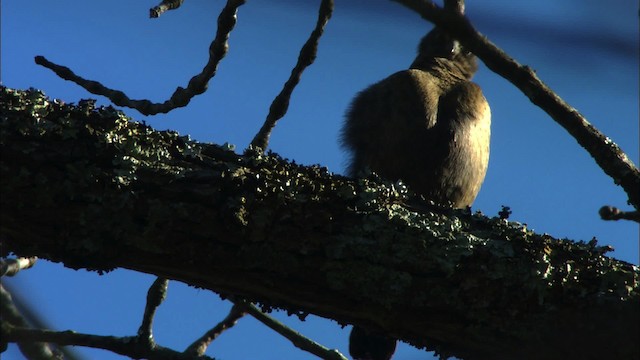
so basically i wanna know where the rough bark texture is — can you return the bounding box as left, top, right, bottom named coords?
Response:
left=1, top=87, right=638, bottom=360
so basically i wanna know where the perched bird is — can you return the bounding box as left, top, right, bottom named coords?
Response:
left=341, top=26, right=491, bottom=360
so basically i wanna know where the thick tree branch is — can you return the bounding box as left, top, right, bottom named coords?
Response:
left=393, top=0, right=640, bottom=211
left=1, top=87, right=638, bottom=359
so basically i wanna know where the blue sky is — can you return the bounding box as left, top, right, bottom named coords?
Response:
left=2, top=1, right=638, bottom=359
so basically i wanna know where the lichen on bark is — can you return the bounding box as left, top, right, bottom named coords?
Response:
left=1, top=86, right=638, bottom=359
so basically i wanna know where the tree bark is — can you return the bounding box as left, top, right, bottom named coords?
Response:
left=1, top=86, right=638, bottom=360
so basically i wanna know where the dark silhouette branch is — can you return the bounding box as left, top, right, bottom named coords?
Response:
left=183, top=303, right=246, bottom=356
left=250, top=0, right=334, bottom=151
left=1, top=265, right=233, bottom=360
left=1, top=323, right=218, bottom=360
left=1, top=284, right=58, bottom=360
left=150, top=0, right=184, bottom=18
left=234, top=300, right=348, bottom=360
left=1, top=281, right=83, bottom=360
left=599, top=206, right=640, bottom=222
left=35, top=0, right=245, bottom=116
left=393, top=0, right=640, bottom=212
left=1, top=87, right=638, bottom=360
left=137, top=278, right=169, bottom=344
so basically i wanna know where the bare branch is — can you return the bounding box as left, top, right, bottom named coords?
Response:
left=0, top=323, right=217, bottom=360
left=1, top=86, right=638, bottom=359
left=35, top=0, right=245, bottom=116
left=235, top=300, right=348, bottom=360
left=137, top=278, right=169, bottom=344
left=1, top=257, right=37, bottom=277
left=183, top=303, right=246, bottom=356
left=150, top=0, right=185, bottom=18
left=599, top=206, right=640, bottom=222
left=249, top=0, right=334, bottom=151
left=1, top=285, right=57, bottom=360
left=392, top=0, right=640, bottom=211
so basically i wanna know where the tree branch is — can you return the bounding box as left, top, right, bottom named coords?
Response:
left=250, top=0, right=334, bottom=151
left=234, top=300, right=348, bottom=360
left=599, top=206, right=640, bottom=222
left=1, top=87, right=638, bottom=359
left=1, top=257, right=37, bottom=277
left=137, top=278, right=169, bottom=344
left=35, top=0, right=245, bottom=116
left=0, top=323, right=217, bottom=360
left=150, top=0, right=185, bottom=18
left=1, top=285, right=57, bottom=360
left=393, top=0, right=640, bottom=211
left=183, top=303, right=246, bottom=356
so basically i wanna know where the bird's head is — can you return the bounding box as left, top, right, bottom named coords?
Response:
left=410, top=27, right=477, bottom=79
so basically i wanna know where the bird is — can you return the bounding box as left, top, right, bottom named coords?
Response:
left=340, top=25, right=491, bottom=360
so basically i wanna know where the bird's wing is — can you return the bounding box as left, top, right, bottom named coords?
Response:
left=431, top=81, right=491, bottom=207
left=341, top=69, right=440, bottom=179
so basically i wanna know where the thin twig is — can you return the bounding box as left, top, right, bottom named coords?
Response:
left=234, top=300, right=348, bottom=360
left=392, top=0, right=640, bottom=211
left=1, top=323, right=217, bottom=360
left=1, top=284, right=57, bottom=360
left=35, top=0, right=246, bottom=116
left=1, top=257, right=37, bottom=277
left=2, top=282, right=83, bottom=360
left=249, top=0, right=334, bottom=151
left=137, top=277, right=169, bottom=344
left=150, top=0, right=185, bottom=18
left=183, top=303, right=246, bottom=356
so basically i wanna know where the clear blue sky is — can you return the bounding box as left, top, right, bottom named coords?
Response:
left=2, top=1, right=638, bottom=359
